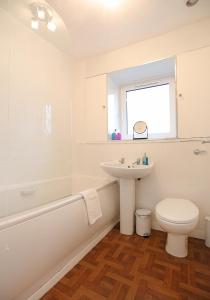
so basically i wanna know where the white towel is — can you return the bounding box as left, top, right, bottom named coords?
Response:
left=80, top=189, right=102, bottom=225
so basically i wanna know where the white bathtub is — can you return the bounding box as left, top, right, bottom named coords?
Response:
left=0, top=175, right=120, bottom=300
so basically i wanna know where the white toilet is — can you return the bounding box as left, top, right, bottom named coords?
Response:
left=155, top=198, right=199, bottom=257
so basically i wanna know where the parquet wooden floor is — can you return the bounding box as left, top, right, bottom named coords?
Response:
left=42, top=226, right=210, bottom=300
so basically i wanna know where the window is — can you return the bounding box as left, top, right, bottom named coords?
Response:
left=121, top=78, right=176, bottom=140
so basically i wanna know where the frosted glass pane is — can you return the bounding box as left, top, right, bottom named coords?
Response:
left=126, top=84, right=170, bottom=135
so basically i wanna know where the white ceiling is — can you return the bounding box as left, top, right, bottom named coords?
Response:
left=2, top=0, right=210, bottom=59
left=45, top=0, right=210, bottom=58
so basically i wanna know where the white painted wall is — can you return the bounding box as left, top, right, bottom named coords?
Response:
left=85, top=18, right=210, bottom=76
left=72, top=18, right=210, bottom=239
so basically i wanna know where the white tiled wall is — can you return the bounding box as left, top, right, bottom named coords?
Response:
left=0, top=8, right=73, bottom=215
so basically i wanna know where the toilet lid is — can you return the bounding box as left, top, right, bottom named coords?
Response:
left=156, top=198, right=199, bottom=224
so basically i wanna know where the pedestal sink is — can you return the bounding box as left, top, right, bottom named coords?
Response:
left=100, top=160, right=154, bottom=235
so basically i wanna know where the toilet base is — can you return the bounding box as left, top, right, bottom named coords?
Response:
left=166, top=233, right=188, bottom=257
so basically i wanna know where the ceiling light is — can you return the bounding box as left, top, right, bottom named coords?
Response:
left=186, top=0, right=199, bottom=7
left=37, top=8, right=46, bottom=20
left=31, top=18, right=39, bottom=30
left=103, top=0, right=121, bottom=9
left=47, top=21, right=56, bottom=32
left=30, top=2, right=57, bottom=33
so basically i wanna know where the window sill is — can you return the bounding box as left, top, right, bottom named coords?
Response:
left=76, top=137, right=206, bottom=145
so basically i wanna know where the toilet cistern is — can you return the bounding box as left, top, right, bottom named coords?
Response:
left=100, top=159, right=154, bottom=235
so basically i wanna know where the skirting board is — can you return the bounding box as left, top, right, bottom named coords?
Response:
left=27, top=219, right=119, bottom=300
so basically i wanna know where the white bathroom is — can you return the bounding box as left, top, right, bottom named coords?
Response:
left=0, top=0, right=210, bottom=299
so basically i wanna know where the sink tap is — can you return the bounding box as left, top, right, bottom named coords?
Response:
left=132, top=158, right=141, bottom=165
left=119, top=157, right=125, bottom=164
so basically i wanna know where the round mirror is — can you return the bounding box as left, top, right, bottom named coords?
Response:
left=133, top=121, right=148, bottom=139
left=133, top=121, right=147, bottom=134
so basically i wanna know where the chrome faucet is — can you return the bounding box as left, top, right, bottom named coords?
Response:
left=132, top=158, right=141, bottom=165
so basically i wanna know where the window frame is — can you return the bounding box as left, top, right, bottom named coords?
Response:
left=120, top=77, right=177, bottom=140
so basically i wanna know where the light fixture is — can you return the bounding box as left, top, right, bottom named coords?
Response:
left=31, top=18, right=39, bottom=30
left=37, top=7, right=46, bottom=20
left=103, top=0, right=121, bottom=9
left=30, top=2, right=56, bottom=32
left=47, top=21, right=56, bottom=32
left=186, top=0, right=199, bottom=7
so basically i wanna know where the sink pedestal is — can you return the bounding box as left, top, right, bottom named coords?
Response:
left=100, top=160, right=154, bottom=235
left=120, top=178, right=136, bottom=235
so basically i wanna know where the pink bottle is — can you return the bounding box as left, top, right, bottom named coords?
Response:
left=116, top=132, right=122, bottom=140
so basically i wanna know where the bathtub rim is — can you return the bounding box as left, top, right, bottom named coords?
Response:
left=0, top=178, right=118, bottom=231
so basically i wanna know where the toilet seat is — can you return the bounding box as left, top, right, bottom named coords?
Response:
left=156, top=198, right=199, bottom=224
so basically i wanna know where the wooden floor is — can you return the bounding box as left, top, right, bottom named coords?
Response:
left=42, top=226, right=210, bottom=300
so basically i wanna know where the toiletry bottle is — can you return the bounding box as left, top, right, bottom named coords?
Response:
left=143, top=153, right=149, bottom=165
left=142, top=153, right=146, bottom=165
left=111, top=129, right=117, bottom=140
left=116, top=132, right=122, bottom=140
left=146, top=155, right=149, bottom=165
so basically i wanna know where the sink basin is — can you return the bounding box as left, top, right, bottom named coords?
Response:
left=100, top=160, right=154, bottom=235
left=100, top=161, right=154, bottom=179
